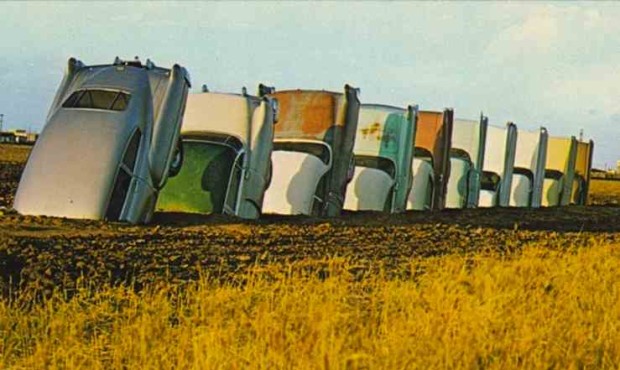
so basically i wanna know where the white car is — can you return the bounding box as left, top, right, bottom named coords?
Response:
left=478, top=123, right=517, bottom=207
left=260, top=85, right=360, bottom=216
left=156, top=88, right=277, bottom=219
left=344, top=104, right=416, bottom=212
left=445, top=115, right=487, bottom=208
left=406, top=109, right=453, bottom=211
left=509, top=127, right=548, bottom=208
left=542, top=136, right=578, bottom=207
left=14, top=57, right=190, bottom=223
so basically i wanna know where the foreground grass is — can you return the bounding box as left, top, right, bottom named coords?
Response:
left=2, top=245, right=620, bottom=369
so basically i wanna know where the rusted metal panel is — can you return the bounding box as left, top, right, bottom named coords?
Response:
left=272, top=91, right=346, bottom=139
left=261, top=86, right=360, bottom=217
left=414, top=109, right=453, bottom=211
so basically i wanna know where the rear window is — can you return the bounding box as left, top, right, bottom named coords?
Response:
left=62, top=89, right=130, bottom=112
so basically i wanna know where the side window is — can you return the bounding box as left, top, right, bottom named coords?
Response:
left=105, top=130, right=141, bottom=221
left=224, top=153, right=244, bottom=214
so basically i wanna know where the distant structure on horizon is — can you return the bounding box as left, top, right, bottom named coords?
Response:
left=0, top=129, right=39, bottom=144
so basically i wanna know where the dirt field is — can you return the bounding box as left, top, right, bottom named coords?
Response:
left=1, top=144, right=620, bottom=296
left=3, top=144, right=620, bottom=368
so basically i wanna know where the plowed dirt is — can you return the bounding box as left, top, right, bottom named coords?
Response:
left=2, top=144, right=619, bottom=297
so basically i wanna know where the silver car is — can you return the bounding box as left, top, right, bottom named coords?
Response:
left=13, top=57, right=190, bottom=223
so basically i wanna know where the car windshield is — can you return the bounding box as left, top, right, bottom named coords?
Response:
left=156, top=140, right=241, bottom=214
left=62, top=89, right=130, bottom=112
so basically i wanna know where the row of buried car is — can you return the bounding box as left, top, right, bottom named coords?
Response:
left=13, top=58, right=594, bottom=223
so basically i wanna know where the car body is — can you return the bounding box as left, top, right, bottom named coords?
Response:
left=509, top=127, right=548, bottom=207
left=542, top=136, right=577, bottom=207
left=260, top=86, right=360, bottom=216
left=406, top=109, right=453, bottom=211
left=478, top=123, right=517, bottom=207
left=445, top=115, right=487, bottom=208
left=14, top=57, right=190, bottom=223
left=571, top=140, right=594, bottom=205
left=344, top=104, right=417, bottom=212
left=156, top=89, right=277, bottom=219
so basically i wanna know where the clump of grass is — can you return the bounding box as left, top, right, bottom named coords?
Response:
left=2, top=244, right=620, bottom=369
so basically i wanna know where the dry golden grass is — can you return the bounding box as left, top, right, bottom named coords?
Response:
left=590, top=179, right=620, bottom=205
left=2, top=244, right=620, bottom=369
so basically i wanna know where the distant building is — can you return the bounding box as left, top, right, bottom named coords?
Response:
left=0, top=131, right=16, bottom=143
left=0, top=129, right=38, bottom=144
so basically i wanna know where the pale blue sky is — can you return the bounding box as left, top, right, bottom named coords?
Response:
left=0, top=1, right=618, bottom=168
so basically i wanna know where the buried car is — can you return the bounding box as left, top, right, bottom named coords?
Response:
left=259, top=85, right=360, bottom=216
left=542, top=136, right=577, bottom=207
left=13, top=57, right=190, bottom=223
left=509, top=127, right=548, bottom=208
left=445, top=115, right=488, bottom=209
left=478, top=123, right=517, bottom=207
left=406, top=109, right=453, bottom=211
left=155, top=87, right=277, bottom=219
left=571, top=139, right=594, bottom=205
left=343, top=104, right=417, bottom=212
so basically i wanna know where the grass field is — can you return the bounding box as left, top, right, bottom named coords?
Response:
left=1, top=144, right=620, bottom=369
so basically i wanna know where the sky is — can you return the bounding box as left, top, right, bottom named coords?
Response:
left=0, top=1, right=618, bottom=168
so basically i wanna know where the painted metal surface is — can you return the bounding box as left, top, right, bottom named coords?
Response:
left=509, top=127, right=548, bottom=208
left=344, top=104, right=417, bottom=212
left=156, top=91, right=276, bottom=219
left=571, top=140, right=594, bottom=205
left=261, top=86, right=360, bottom=216
left=407, top=158, right=434, bottom=210
left=479, top=123, right=517, bottom=207
left=14, top=57, right=190, bottom=223
left=446, top=116, right=487, bottom=208
left=407, top=109, right=453, bottom=211
left=542, top=136, right=577, bottom=207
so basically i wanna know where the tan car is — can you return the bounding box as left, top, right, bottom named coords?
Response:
left=542, top=136, right=578, bottom=207
left=446, top=115, right=488, bottom=209
left=14, top=57, right=190, bottom=223
left=478, top=123, right=517, bottom=207
left=510, top=127, right=548, bottom=208
left=407, top=109, right=453, bottom=211
left=572, top=140, right=594, bottom=205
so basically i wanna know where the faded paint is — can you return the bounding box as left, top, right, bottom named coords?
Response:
left=344, top=104, right=416, bottom=213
